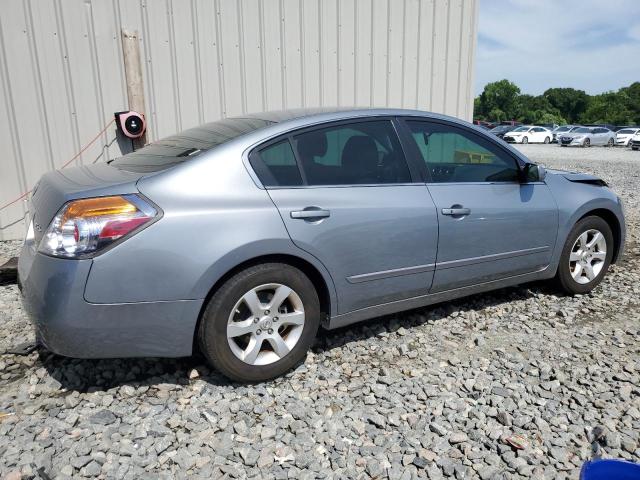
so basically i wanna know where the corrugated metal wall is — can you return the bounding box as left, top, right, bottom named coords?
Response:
left=0, top=0, right=478, bottom=240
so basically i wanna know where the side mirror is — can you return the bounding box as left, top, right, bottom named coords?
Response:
left=522, top=163, right=546, bottom=182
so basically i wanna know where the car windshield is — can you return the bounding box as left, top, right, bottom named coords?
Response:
left=490, top=126, right=510, bottom=132
left=110, top=117, right=274, bottom=172
left=512, top=127, right=530, bottom=132
left=555, top=126, right=570, bottom=132
left=574, top=127, right=592, bottom=133
left=617, top=129, right=637, bottom=134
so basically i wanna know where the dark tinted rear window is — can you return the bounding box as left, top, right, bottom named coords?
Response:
left=111, top=117, right=273, bottom=173
left=251, top=140, right=303, bottom=187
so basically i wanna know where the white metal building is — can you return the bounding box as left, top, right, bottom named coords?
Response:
left=0, top=0, right=479, bottom=240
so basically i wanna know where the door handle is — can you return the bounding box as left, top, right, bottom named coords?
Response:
left=442, top=207, right=471, bottom=216
left=290, top=208, right=331, bottom=219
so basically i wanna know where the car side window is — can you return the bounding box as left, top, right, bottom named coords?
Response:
left=251, top=139, right=303, bottom=187
left=291, top=120, right=412, bottom=186
left=405, top=120, right=521, bottom=183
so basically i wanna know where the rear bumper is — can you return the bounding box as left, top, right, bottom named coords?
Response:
left=18, top=242, right=201, bottom=358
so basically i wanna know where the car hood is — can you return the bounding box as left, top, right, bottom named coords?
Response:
left=545, top=168, right=607, bottom=186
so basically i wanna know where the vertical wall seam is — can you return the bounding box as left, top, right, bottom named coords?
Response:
left=414, top=0, right=422, bottom=109
left=191, top=0, right=204, bottom=124
left=166, top=0, right=182, bottom=131
left=279, top=0, right=286, bottom=108
left=384, top=0, right=390, bottom=106
left=0, top=20, right=28, bottom=225
left=236, top=0, right=247, bottom=114
left=24, top=0, right=55, bottom=171
left=140, top=0, right=160, bottom=139
left=400, top=0, right=406, bottom=107
left=368, top=0, right=374, bottom=106
left=455, top=0, right=464, bottom=118
left=428, top=0, right=436, bottom=109
left=318, top=0, right=324, bottom=106
left=54, top=0, right=83, bottom=165
left=299, top=0, right=306, bottom=107
left=258, top=0, right=267, bottom=112
left=336, top=0, right=340, bottom=106
left=85, top=0, right=110, bottom=163
left=213, top=0, right=226, bottom=116
left=353, top=0, right=357, bottom=105
left=113, top=0, right=127, bottom=107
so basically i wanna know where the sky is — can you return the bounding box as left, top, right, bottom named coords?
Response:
left=476, top=0, right=640, bottom=96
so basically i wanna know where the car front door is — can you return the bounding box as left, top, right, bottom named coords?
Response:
left=249, top=119, right=439, bottom=314
left=401, top=119, right=559, bottom=292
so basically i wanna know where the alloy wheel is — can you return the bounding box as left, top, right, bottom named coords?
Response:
left=569, top=229, right=607, bottom=284
left=227, top=283, right=305, bottom=365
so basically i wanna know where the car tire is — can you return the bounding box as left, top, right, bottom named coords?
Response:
left=607, top=138, right=614, bottom=147
left=522, top=136, right=528, bottom=144
left=198, top=263, right=321, bottom=382
left=544, top=137, right=550, bottom=144
left=555, top=216, right=613, bottom=295
left=583, top=138, right=590, bottom=147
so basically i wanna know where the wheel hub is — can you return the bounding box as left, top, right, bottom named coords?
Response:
left=258, top=316, right=273, bottom=331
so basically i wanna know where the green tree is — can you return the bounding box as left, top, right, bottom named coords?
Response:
left=477, top=79, right=520, bottom=120
left=543, top=88, right=589, bottom=123
left=580, top=92, right=634, bottom=125
left=618, top=82, right=640, bottom=124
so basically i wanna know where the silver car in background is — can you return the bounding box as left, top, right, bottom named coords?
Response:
left=551, top=125, right=580, bottom=143
left=18, top=108, right=625, bottom=382
left=559, top=126, right=616, bottom=147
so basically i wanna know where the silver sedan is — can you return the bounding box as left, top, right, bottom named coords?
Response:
left=18, top=108, right=625, bottom=382
left=558, top=127, right=616, bottom=147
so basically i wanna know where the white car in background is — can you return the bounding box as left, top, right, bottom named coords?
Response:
left=615, top=128, right=640, bottom=147
left=503, top=126, right=553, bottom=144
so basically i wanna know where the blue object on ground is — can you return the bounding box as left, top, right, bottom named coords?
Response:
left=580, top=459, right=640, bottom=480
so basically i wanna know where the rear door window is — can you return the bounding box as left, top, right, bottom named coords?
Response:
left=251, top=140, right=303, bottom=187
left=291, top=120, right=411, bottom=185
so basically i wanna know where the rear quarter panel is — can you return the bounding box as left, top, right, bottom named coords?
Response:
left=83, top=142, right=337, bottom=313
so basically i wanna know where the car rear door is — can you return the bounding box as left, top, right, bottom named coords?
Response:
left=400, top=118, right=558, bottom=292
left=249, top=118, right=439, bottom=314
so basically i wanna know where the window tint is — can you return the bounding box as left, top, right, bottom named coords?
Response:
left=251, top=140, right=303, bottom=187
left=406, top=121, right=520, bottom=183
left=292, top=120, right=411, bottom=185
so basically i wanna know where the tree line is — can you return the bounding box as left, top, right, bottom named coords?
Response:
left=474, top=79, right=640, bottom=126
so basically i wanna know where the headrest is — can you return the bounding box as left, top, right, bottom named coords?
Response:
left=296, top=131, right=328, bottom=159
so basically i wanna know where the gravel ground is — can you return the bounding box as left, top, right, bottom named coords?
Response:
left=1, top=145, right=639, bottom=479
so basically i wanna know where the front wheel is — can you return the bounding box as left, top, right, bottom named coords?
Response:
left=544, top=136, right=550, bottom=144
left=198, top=263, right=320, bottom=382
left=555, top=216, right=613, bottom=295
left=522, top=136, right=529, bottom=144
left=583, top=138, right=591, bottom=147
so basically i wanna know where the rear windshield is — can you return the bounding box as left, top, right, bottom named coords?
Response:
left=110, top=117, right=274, bottom=173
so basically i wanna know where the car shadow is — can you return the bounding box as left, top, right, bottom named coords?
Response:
left=37, top=280, right=560, bottom=393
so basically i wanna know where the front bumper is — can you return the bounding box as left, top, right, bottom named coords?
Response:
left=18, top=241, right=201, bottom=358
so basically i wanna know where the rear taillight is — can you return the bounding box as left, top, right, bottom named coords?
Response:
left=39, top=195, right=158, bottom=258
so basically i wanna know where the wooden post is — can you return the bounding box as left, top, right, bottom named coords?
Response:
left=121, top=29, right=147, bottom=149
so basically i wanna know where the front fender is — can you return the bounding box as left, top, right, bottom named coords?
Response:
left=546, top=174, right=625, bottom=273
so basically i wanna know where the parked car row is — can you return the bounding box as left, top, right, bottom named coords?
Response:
left=486, top=123, right=640, bottom=148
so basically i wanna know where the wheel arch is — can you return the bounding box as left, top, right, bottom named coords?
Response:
left=578, top=208, right=623, bottom=263
left=193, top=252, right=335, bottom=352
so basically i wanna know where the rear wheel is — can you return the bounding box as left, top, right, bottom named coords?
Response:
left=522, top=136, right=529, bottom=144
left=198, top=263, right=320, bottom=382
left=544, top=137, right=550, bottom=144
left=607, top=138, right=614, bottom=147
left=555, top=216, right=613, bottom=295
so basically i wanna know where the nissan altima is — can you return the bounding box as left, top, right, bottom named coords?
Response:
left=19, top=108, right=625, bottom=382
